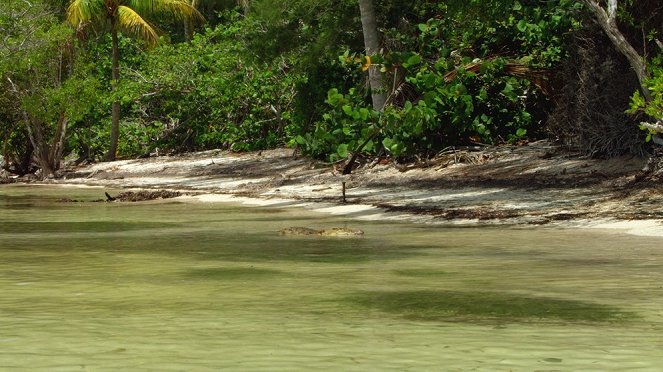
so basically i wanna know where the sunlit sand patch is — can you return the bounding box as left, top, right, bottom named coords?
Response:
left=574, top=219, right=663, bottom=237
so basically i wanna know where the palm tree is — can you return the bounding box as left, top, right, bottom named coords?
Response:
left=66, top=0, right=203, bottom=160
left=358, top=0, right=386, bottom=111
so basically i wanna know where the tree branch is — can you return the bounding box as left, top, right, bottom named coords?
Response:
left=582, top=0, right=652, bottom=102
left=641, top=120, right=663, bottom=134
left=607, top=0, right=617, bottom=22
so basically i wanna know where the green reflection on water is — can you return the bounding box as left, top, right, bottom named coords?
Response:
left=347, top=290, right=635, bottom=323
left=184, top=267, right=285, bottom=280
left=0, top=221, right=172, bottom=233
left=197, top=235, right=423, bottom=263
left=393, top=269, right=453, bottom=277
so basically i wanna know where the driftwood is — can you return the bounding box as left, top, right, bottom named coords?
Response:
left=103, top=190, right=182, bottom=202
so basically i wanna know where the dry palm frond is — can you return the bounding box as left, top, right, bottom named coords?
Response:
left=503, top=63, right=551, bottom=96
left=443, top=59, right=552, bottom=95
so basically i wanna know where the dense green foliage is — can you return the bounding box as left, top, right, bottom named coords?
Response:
left=0, top=0, right=661, bottom=175
left=0, top=0, right=99, bottom=174
left=116, top=19, right=307, bottom=153
left=630, top=56, right=663, bottom=142
left=296, top=0, right=584, bottom=160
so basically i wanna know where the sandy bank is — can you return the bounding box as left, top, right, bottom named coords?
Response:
left=52, top=141, right=663, bottom=236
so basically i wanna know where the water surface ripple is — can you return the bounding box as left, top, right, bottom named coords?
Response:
left=1, top=185, right=662, bottom=370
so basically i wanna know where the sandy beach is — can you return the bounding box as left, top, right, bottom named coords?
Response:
left=42, top=140, right=663, bottom=236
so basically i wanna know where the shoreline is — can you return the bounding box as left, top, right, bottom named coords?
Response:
left=185, top=192, right=663, bottom=237
left=24, top=182, right=663, bottom=238
left=5, top=141, right=662, bottom=237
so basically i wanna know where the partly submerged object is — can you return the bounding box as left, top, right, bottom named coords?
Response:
left=279, top=227, right=364, bottom=237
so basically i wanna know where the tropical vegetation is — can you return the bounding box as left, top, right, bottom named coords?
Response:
left=1, top=0, right=661, bottom=177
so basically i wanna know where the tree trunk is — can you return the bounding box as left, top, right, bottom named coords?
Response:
left=184, top=0, right=200, bottom=42
left=48, top=111, right=68, bottom=172
left=108, top=27, right=120, bottom=161
left=182, top=0, right=198, bottom=42
left=21, top=112, right=55, bottom=177
left=6, top=77, right=52, bottom=177
left=358, top=0, right=387, bottom=111
left=583, top=0, right=652, bottom=102
left=184, top=18, right=192, bottom=42
left=20, top=110, right=68, bottom=178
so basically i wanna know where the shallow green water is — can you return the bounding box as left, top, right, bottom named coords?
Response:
left=1, top=184, right=662, bottom=370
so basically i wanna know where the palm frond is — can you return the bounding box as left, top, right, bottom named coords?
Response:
left=443, top=59, right=552, bottom=96
left=66, top=0, right=104, bottom=26
left=126, top=0, right=204, bottom=23
left=116, top=5, right=159, bottom=46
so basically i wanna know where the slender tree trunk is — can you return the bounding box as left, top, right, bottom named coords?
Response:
left=21, top=112, right=56, bottom=177
left=49, top=112, right=68, bottom=171
left=184, top=0, right=199, bottom=42
left=108, top=26, right=120, bottom=161
left=184, top=19, right=192, bottom=42
left=583, top=0, right=652, bottom=102
left=6, top=76, right=55, bottom=177
left=19, top=109, right=67, bottom=177
left=358, top=0, right=386, bottom=111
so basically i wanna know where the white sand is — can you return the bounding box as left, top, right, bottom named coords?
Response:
left=53, top=145, right=663, bottom=238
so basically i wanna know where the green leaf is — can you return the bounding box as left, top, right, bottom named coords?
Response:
left=337, top=143, right=349, bottom=158
left=342, top=105, right=354, bottom=117
left=513, top=1, right=522, bottom=11
left=364, top=139, right=375, bottom=152
left=479, top=88, right=488, bottom=101
left=517, top=20, right=528, bottom=32
left=358, top=107, right=370, bottom=121
left=516, top=128, right=527, bottom=137
left=406, top=54, right=423, bottom=67
left=390, top=143, right=404, bottom=155
left=382, top=137, right=394, bottom=150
